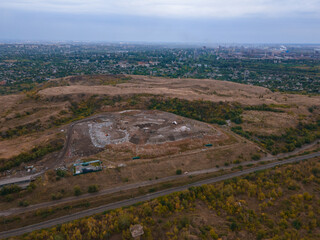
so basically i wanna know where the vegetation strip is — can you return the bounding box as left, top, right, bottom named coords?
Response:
left=0, top=140, right=64, bottom=172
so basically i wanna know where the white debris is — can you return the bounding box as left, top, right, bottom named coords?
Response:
left=174, top=126, right=190, bottom=132
left=88, top=120, right=130, bottom=147
left=130, top=224, right=144, bottom=238
left=119, top=110, right=138, bottom=114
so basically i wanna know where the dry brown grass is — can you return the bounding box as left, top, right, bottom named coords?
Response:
left=241, top=111, right=298, bottom=135
left=0, top=130, right=62, bottom=159
left=38, top=75, right=320, bottom=108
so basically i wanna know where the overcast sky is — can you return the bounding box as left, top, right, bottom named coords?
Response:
left=1, top=0, right=320, bottom=43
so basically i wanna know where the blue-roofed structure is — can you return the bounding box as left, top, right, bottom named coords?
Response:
left=73, top=160, right=102, bottom=175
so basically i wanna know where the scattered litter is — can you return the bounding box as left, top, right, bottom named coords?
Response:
left=55, top=167, right=68, bottom=171
left=25, top=165, right=37, bottom=173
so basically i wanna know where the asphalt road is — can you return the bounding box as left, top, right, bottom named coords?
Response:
left=0, top=151, right=319, bottom=239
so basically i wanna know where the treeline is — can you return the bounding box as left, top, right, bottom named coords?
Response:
left=232, top=120, right=320, bottom=154
left=0, top=140, right=64, bottom=172
left=147, top=97, right=243, bottom=125
left=0, top=184, right=21, bottom=196
left=0, top=120, right=44, bottom=140
left=243, top=104, right=284, bottom=113
left=17, top=157, right=320, bottom=240
left=45, top=95, right=245, bottom=129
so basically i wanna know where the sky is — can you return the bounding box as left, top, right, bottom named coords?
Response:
left=0, top=0, right=320, bottom=44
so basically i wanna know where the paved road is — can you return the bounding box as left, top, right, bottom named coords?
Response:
left=0, top=151, right=319, bottom=239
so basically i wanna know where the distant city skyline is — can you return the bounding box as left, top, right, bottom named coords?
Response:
left=1, top=0, right=320, bottom=44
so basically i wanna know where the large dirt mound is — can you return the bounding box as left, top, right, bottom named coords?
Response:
left=67, top=110, right=222, bottom=157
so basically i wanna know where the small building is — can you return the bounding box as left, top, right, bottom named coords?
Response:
left=73, top=160, right=102, bottom=176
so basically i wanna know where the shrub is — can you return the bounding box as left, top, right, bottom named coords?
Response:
left=178, top=216, right=190, bottom=230
left=51, top=192, right=63, bottom=200
left=251, top=154, right=261, bottom=161
left=56, top=169, right=67, bottom=178
left=18, top=200, right=30, bottom=207
left=118, top=214, right=131, bottom=230
left=230, top=221, right=239, bottom=231
left=88, top=185, right=99, bottom=193
left=26, top=182, right=36, bottom=192
left=5, top=194, right=14, bottom=202
left=74, top=186, right=82, bottom=196
left=292, top=219, right=302, bottom=230
left=176, top=169, right=182, bottom=175
left=209, top=228, right=219, bottom=240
